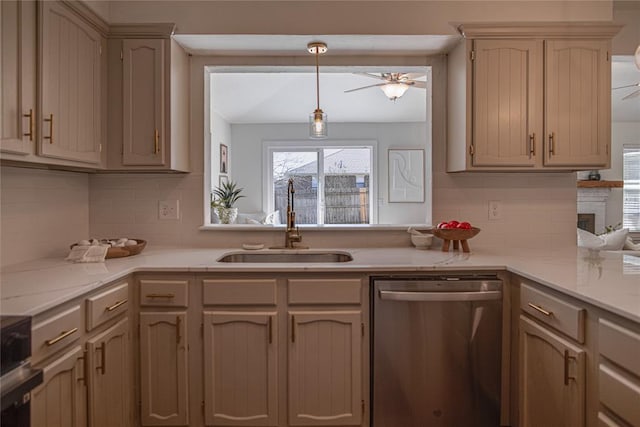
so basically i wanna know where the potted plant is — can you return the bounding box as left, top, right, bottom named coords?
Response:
left=211, top=180, right=244, bottom=224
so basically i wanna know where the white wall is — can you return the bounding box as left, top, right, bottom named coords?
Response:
left=210, top=111, right=232, bottom=193
left=229, top=122, right=430, bottom=225
left=601, top=122, right=640, bottom=228
left=0, top=167, right=89, bottom=267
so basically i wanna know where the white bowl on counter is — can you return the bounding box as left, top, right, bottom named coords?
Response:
left=410, top=233, right=433, bottom=250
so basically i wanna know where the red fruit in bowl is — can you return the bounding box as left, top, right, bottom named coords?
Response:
left=437, top=221, right=449, bottom=229
left=457, top=222, right=472, bottom=229
left=447, top=220, right=460, bottom=228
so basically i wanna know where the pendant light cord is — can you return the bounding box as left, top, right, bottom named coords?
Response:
left=315, top=49, right=320, bottom=110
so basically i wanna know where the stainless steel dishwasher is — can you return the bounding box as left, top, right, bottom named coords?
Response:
left=372, top=275, right=504, bottom=427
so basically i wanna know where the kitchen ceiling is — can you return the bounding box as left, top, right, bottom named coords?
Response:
left=612, top=56, right=640, bottom=122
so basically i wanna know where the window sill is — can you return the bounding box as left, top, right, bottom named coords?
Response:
left=199, top=224, right=432, bottom=232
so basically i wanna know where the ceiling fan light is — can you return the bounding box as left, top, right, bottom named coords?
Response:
left=380, top=83, right=409, bottom=101
left=309, top=109, right=328, bottom=139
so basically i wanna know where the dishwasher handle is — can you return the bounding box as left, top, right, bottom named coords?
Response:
left=379, top=289, right=502, bottom=302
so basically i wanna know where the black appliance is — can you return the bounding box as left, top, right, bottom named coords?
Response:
left=1, top=315, right=43, bottom=427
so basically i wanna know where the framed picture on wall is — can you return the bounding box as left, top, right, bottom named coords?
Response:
left=220, top=144, right=228, bottom=173
left=219, top=175, right=229, bottom=187
left=388, top=149, right=424, bottom=203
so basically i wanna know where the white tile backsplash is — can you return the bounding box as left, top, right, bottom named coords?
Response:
left=1, top=167, right=89, bottom=267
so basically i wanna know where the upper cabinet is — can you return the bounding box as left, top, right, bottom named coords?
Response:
left=1, top=0, right=108, bottom=169
left=0, top=0, right=36, bottom=157
left=447, top=23, right=622, bottom=172
left=107, top=26, right=190, bottom=172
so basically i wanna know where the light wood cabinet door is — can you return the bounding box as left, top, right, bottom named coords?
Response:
left=86, top=317, right=131, bottom=427
left=139, top=312, right=189, bottom=426
left=203, top=311, right=278, bottom=426
left=288, top=311, right=362, bottom=426
left=519, top=315, right=586, bottom=427
left=39, top=0, right=102, bottom=165
left=0, top=0, right=36, bottom=156
left=544, top=39, right=610, bottom=167
left=31, top=345, right=87, bottom=427
left=472, top=39, right=543, bottom=167
left=122, top=38, right=165, bottom=166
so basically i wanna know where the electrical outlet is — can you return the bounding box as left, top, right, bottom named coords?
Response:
left=488, top=200, right=502, bottom=220
left=159, top=200, right=180, bottom=220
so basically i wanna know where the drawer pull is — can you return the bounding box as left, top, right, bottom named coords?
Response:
left=268, top=317, right=273, bottom=344
left=23, top=109, right=33, bottom=141
left=291, top=315, right=296, bottom=343
left=563, top=349, right=576, bottom=386
left=146, top=293, right=175, bottom=299
left=44, top=113, right=54, bottom=144
left=528, top=302, right=553, bottom=317
left=154, top=129, right=160, bottom=154
left=105, top=299, right=127, bottom=312
left=45, top=327, right=78, bottom=346
left=529, top=133, right=536, bottom=156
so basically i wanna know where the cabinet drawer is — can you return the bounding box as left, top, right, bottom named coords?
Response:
left=32, top=305, right=82, bottom=362
left=599, top=318, right=640, bottom=376
left=86, top=282, right=129, bottom=331
left=599, top=363, right=640, bottom=426
left=288, top=279, right=362, bottom=304
left=140, top=279, right=188, bottom=307
left=203, top=279, right=276, bottom=305
left=521, top=283, right=585, bottom=343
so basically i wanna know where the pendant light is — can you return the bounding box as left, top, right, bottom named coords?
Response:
left=307, top=42, right=328, bottom=139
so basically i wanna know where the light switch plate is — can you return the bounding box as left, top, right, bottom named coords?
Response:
left=488, top=200, right=502, bottom=220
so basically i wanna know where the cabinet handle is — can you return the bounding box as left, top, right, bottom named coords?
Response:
left=563, top=349, right=576, bottom=386
left=145, top=293, right=175, bottom=299
left=44, top=113, right=54, bottom=144
left=268, top=317, right=273, bottom=344
left=98, top=342, right=106, bottom=375
left=23, top=109, right=33, bottom=141
left=76, top=352, right=86, bottom=384
left=527, top=302, right=553, bottom=317
left=45, top=327, right=78, bottom=346
left=154, top=129, right=160, bottom=154
left=176, top=315, right=181, bottom=344
left=529, top=133, right=536, bottom=156
left=105, top=298, right=127, bottom=312
left=548, top=132, right=555, bottom=155
left=291, top=315, right=295, bottom=343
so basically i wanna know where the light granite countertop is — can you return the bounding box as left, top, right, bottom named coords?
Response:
left=1, top=246, right=639, bottom=323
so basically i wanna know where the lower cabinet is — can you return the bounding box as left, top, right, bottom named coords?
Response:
left=139, top=312, right=189, bottom=426
left=31, top=345, right=87, bottom=427
left=519, top=315, right=586, bottom=427
left=203, top=311, right=279, bottom=426
left=86, top=317, right=131, bottom=427
left=288, top=311, right=362, bottom=426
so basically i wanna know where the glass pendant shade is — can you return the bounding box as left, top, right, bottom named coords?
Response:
left=309, top=109, right=328, bottom=139
left=381, top=83, right=409, bottom=100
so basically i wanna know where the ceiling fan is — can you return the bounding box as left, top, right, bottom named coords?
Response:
left=613, top=82, right=640, bottom=100
left=344, top=73, right=427, bottom=101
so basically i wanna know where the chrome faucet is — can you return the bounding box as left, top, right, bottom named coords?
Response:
left=284, top=178, right=304, bottom=248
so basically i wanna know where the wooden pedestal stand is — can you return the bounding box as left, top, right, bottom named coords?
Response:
left=433, top=228, right=481, bottom=253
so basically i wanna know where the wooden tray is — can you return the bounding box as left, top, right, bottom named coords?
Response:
left=71, top=239, right=147, bottom=259
left=432, top=227, right=480, bottom=252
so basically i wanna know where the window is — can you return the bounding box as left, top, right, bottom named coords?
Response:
left=623, top=145, right=640, bottom=232
left=268, top=146, right=373, bottom=225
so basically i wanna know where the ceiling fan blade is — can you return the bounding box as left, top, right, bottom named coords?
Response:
left=401, top=73, right=426, bottom=81
left=354, top=72, right=387, bottom=81
left=621, top=89, right=640, bottom=100
left=344, top=82, right=387, bottom=93
left=407, top=81, right=427, bottom=89
left=612, top=83, right=640, bottom=90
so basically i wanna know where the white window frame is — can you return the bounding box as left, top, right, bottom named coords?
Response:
left=623, top=144, right=640, bottom=236
left=262, top=140, right=377, bottom=225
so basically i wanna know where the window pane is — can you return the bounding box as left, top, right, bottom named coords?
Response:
left=623, top=146, right=640, bottom=232
left=323, top=148, right=371, bottom=224
left=273, top=151, right=318, bottom=225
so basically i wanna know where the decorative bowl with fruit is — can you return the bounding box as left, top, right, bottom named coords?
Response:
left=432, top=221, right=480, bottom=252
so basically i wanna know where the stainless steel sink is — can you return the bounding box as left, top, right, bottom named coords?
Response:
left=217, top=250, right=353, bottom=263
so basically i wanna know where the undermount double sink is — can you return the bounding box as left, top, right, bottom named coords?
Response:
left=217, top=250, right=353, bottom=263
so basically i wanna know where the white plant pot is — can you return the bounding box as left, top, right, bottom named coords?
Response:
left=216, top=207, right=238, bottom=224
